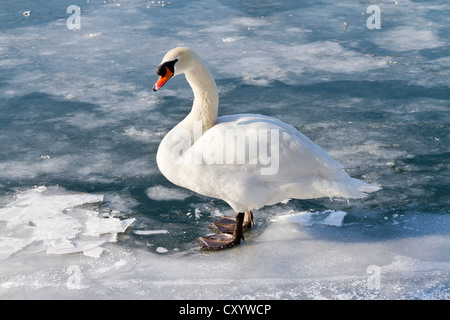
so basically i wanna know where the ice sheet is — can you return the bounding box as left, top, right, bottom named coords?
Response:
left=146, top=185, right=193, bottom=201
left=276, top=209, right=348, bottom=227
left=0, top=186, right=134, bottom=260
left=1, top=214, right=449, bottom=299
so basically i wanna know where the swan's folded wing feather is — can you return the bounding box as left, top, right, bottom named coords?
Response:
left=192, top=114, right=344, bottom=182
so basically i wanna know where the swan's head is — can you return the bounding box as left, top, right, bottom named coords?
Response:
left=152, top=47, right=198, bottom=91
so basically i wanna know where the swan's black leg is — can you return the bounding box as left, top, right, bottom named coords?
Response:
left=244, top=210, right=254, bottom=229
left=199, top=212, right=245, bottom=250
left=232, top=212, right=245, bottom=245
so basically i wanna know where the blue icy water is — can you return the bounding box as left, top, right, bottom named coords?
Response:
left=0, top=0, right=449, bottom=299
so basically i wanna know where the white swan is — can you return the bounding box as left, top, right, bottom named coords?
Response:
left=153, top=47, right=380, bottom=249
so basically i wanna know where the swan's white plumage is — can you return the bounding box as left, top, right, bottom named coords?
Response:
left=155, top=47, right=380, bottom=212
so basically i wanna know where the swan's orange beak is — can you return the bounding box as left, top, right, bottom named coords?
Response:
left=153, top=67, right=173, bottom=91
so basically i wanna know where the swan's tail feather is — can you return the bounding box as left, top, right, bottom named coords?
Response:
left=284, top=174, right=381, bottom=201
left=316, top=169, right=381, bottom=199
left=339, top=176, right=381, bottom=199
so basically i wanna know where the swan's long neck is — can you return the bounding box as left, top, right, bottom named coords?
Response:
left=183, top=59, right=219, bottom=136
left=156, top=55, right=218, bottom=186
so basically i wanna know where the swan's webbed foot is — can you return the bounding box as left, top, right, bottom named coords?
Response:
left=198, top=233, right=242, bottom=250
left=209, top=211, right=254, bottom=234
left=209, top=216, right=236, bottom=234
left=199, top=212, right=250, bottom=250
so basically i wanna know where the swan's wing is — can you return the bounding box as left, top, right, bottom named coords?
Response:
left=192, top=114, right=344, bottom=181
left=179, top=114, right=378, bottom=211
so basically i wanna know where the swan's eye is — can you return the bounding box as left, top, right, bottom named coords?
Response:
left=156, top=59, right=178, bottom=77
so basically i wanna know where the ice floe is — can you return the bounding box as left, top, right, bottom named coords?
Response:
left=0, top=186, right=134, bottom=259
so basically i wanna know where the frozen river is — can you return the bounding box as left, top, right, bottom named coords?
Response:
left=0, top=0, right=449, bottom=299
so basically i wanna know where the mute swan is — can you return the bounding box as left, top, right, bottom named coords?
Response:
left=153, top=47, right=380, bottom=250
